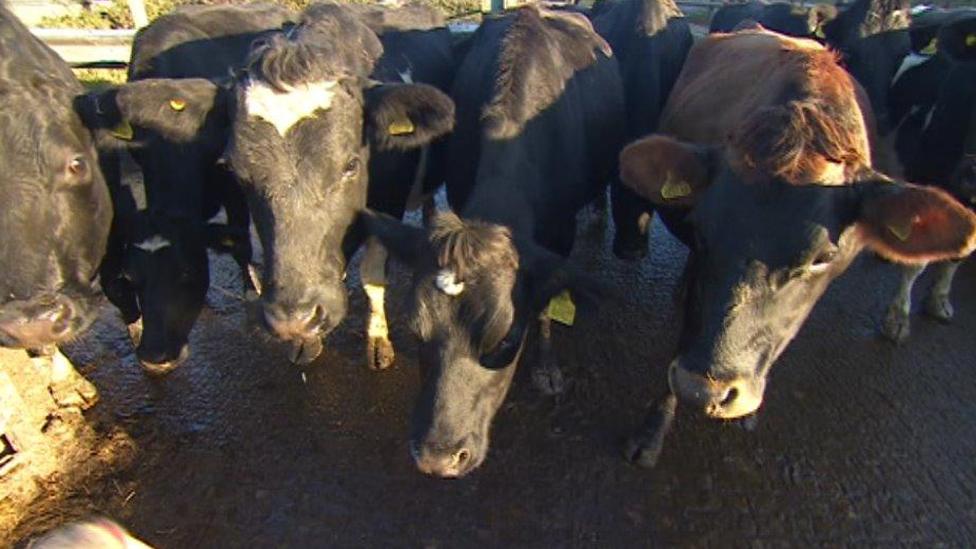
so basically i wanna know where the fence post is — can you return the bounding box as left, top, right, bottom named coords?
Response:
left=127, top=0, right=148, bottom=29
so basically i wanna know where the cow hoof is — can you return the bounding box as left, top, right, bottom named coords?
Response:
left=49, top=375, right=98, bottom=410
left=367, top=336, right=395, bottom=370
left=289, top=337, right=323, bottom=365
left=881, top=305, right=910, bottom=343
left=924, top=295, right=954, bottom=322
left=126, top=319, right=143, bottom=347
left=623, top=433, right=663, bottom=469
left=532, top=361, right=564, bottom=396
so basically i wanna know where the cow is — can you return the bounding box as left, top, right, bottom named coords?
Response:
left=589, top=0, right=694, bottom=259
left=86, top=2, right=456, bottom=368
left=822, top=0, right=912, bottom=135
left=96, top=3, right=295, bottom=375
left=879, top=14, right=976, bottom=342
left=362, top=5, right=625, bottom=477
left=0, top=4, right=114, bottom=407
left=710, top=1, right=838, bottom=40
left=616, top=27, right=976, bottom=468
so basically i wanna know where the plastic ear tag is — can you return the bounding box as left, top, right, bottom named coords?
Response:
left=921, top=37, right=938, bottom=55
left=815, top=26, right=826, bottom=39
left=110, top=120, right=134, bottom=140
left=221, top=236, right=235, bottom=248
left=546, top=290, right=576, bottom=326
left=967, top=34, right=976, bottom=47
left=169, top=99, right=186, bottom=111
left=660, top=177, right=692, bottom=200
left=388, top=118, right=415, bottom=136
left=887, top=221, right=912, bottom=242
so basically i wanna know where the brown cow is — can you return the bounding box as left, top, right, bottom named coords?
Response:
left=619, top=27, right=976, bottom=468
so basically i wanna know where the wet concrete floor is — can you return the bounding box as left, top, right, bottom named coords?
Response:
left=12, top=203, right=976, bottom=547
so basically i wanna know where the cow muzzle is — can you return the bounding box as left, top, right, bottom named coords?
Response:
left=410, top=438, right=481, bottom=479
left=0, top=295, right=83, bottom=349
left=668, top=360, right=765, bottom=419
left=136, top=343, right=189, bottom=376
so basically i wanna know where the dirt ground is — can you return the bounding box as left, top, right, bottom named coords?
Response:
left=8, top=202, right=976, bottom=547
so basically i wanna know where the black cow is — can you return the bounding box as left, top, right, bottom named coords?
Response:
left=88, top=3, right=456, bottom=368
left=710, top=1, right=838, bottom=39
left=880, top=14, right=976, bottom=342
left=590, top=0, right=694, bottom=259
left=0, top=5, right=113, bottom=406
left=97, top=3, right=294, bottom=375
left=823, top=0, right=912, bottom=135
left=364, top=6, right=625, bottom=477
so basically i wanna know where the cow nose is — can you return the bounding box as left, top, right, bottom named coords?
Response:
left=0, top=299, right=74, bottom=347
left=411, top=442, right=473, bottom=478
left=262, top=303, right=325, bottom=339
left=668, top=361, right=763, bottom=419
left=136, top=344, right=189, bottom=376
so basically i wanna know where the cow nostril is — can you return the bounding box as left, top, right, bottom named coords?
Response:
left=308, top=304, right=325, bottom=328
left=720, top=387, right=739, bottom=407
left=454, top=448, right=470, bottom=467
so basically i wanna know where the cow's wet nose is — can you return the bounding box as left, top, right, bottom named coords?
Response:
left=136, top=344, right=189, bottom=376
left=262, top=303, right=327, bottom=340
left=668, top=361, right=763, bottom=419
left=0, top=299, right=75, bottom=348
left=411, top=442, right=473, bottom=478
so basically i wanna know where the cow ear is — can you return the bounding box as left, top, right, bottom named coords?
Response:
left=76, top=78, right=229, bottom=145
left=521, top=245, right=609, bottom=315
left=360, top=209, right=428, bottom=266
left=808, top=4, right=838, bottom=39
left=939, top=16, right=976, bottom=63
left=855, top=180, right=976, bottom=264
left=619, top=135, right=716, bottom=208
left=364, top=83, right=455, bottom=151
left=204, top=223, right=249, bottom=255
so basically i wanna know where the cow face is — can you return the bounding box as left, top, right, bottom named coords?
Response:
left=86, top=15, right=454, bottom=363
left=364, top=210, right=593, bottom=477
left=0, top=76, right=112, bottom=350
left=621, top=135, right=976, bottom=418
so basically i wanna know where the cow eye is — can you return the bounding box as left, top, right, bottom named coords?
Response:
left=343, top=157, right=361, bottom=177
left=67, top=156, right=87, bottom=178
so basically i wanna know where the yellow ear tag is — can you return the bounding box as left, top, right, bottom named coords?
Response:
left=221, top=237, right=235, bottom=248
left=169, top=99, right=186, bottom=112
left=966, top=34, right=976, bottom=47
left=815, top=25, right=826, bottom=39
left=921, top=37, right=938, bottom=55
left=661, top=179, right=692, bottom=200
left=110, top=120, right=133, bottom=141
left=546, top=290, right=576, bottom=327
left=388, top=118, right=415, bottom=136
left=887, top=221, right=912, bottom=242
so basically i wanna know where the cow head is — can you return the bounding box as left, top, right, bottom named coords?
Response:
left=363, top=210, right=597, bottom=477
left=0, top=72, right=113, bottom=350
left=85, top=4, right=455, bottom=363
left=621, top=134, right=976, bottom=418
left=824, top=0, right=911, bottom=134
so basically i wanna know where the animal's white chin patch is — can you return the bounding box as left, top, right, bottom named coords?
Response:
left=244, top=79, right=337, bottom=136
left=134, top=234, right=172, bottom=253
left=435, top=270, right=465, bottom=296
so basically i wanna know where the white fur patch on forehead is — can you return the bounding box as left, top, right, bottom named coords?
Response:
left=435, top=269, right=465, bottom=296
left=243, top=79, right=338, bottom=136
left=134, top=235, right=172, bottom=253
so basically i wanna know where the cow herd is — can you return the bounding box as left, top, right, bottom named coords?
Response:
left=1, top=0, right=975, bottom=480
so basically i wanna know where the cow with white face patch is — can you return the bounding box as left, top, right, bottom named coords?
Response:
left=619, top=28, right=976, bottom=468
left=89, top=4, right=293, bottom=374
left=878, top=13, right=976, bottom=342
left=88, top=3, right=456, bottom=368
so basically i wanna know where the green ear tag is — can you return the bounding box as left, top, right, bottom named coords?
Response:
left=388, top=118, right=415, bottom=136
left=110, top=120, right=133, bottom=141
left=546, top=290, right=576, bottom=327
left=887, top=221, right=912, bottom=242
left=967, top=34, right=976, bottom=47
left=660, top=178, right=692, bottom=200
left=921, top=37, right=938, bottom=55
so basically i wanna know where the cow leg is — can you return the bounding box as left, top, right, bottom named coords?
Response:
left=422, top=196, right=437, bottom=228
left=30, top=347, right=98, bottom=410
left=924, top=260, right=961, bottom=322
left=624, top=391, right=678, bottom=468
left=611, top=180, right=652, bottom=260
left=882, top=263, right=926, bottom=343
left=532, top=314, right=565, bottom=395
left=217, top=170, right=255, bottom=297
left=361, top=237, right=396, bottom=370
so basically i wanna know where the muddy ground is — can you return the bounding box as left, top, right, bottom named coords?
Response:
left=9, top=202, right=976, bottom=547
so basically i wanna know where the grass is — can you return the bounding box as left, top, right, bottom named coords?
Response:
left=75, top=68, right=128, bottom=89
